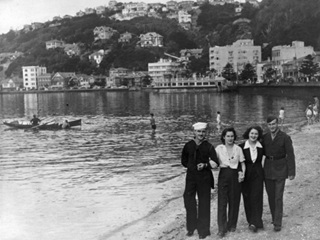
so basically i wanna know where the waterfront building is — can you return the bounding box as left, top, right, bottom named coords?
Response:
left=148, top=58, right=182, bottom=86
left=209, top=39, right=261, bottom=75
left=22, top=66, right=47, bottom=90
left=256, top=60, right=273, bottom=83
left=45, top=40, right=65, bottom=50
left=272, top=41, right=314, bottom=74
left=37, top=73, right=52, bottom=89
left=51, top=72, right=76, bottom=89
left=1, top=79, right=17, bottom=91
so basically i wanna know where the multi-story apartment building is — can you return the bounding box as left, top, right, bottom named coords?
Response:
left=22, top=66, right=47, bottom=90
left=209, top=39, right=261, bottom=75
left=272, top=41, right=314, bottom=70
left=148, top=59, right=182, bottom=86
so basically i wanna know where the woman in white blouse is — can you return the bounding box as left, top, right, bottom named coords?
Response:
left=239, top=126, right=265, bottom=233
left=215, top=127, right=246, bottom=238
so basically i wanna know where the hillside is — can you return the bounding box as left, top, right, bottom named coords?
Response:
left=0, top=0, right=320, bottom=78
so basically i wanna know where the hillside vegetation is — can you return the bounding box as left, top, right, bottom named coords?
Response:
left=0, top=0, right=320, bottom=78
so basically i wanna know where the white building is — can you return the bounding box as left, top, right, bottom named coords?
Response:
left=209, top=39, right=261, bottom=75
left=272, top=41, right=314, bottom=69
left=178, top=10, right=191, bottom=23
left=22, top=66, right=47, bottom=90
left=148, top=58, right=182, bottom=86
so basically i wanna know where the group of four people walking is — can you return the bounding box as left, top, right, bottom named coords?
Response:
left=181, top=115, right=296, bottom=239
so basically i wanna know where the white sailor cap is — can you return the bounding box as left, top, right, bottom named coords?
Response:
left=192, top=122, right=207, bottom=130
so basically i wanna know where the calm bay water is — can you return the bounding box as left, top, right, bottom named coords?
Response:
left=0, top=90, right=311, bottom=240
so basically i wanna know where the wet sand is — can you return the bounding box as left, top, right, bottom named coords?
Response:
left=105, top=122, right=320, bottom=240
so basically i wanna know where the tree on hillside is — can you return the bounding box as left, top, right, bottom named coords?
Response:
left=299, top=54, right=320, bottom=80
left=239, top=63, right=256, bottom=82
left=221, top=63, right=237, bottom=81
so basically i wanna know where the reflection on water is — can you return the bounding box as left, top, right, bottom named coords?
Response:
left=0, top=90, right=311, bottom=240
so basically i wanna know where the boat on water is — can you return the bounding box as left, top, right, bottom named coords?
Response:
left=3, top=119, right=82, bottom=130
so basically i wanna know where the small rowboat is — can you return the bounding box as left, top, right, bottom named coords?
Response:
left=3, top=119, right=82, bottom=130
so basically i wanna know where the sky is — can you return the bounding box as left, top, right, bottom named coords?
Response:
left=0, top=0, right=249, bottom=35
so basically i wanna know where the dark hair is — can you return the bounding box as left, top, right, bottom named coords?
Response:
left=150, top=113, right=154, bottom=117
left=220, top=127, right=237, bottom=144
left=242, top=125, right=263, bottom=141
left=217, top=111, right=220, bottom=114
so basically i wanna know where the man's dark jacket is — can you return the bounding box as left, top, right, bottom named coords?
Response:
left=262, top=130, right=295, bottom=179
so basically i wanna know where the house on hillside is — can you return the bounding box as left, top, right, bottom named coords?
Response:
left=166, top=0, right=178, bottom=10
left=63, top=15, right=73, bottom=19
left=93, top=26, right=117, bottom=41
left=31, top=22, right=44, bottom=30
left=178, top=1, right=194, bottom=11
left=96, top=6, right=106, bottom=15
left=139, top=32, right=163, bottom=47
left=180, top=49, right=203, bottom=61
left=51, top=72, right=76, bottom=89
left=89, top=50, right=110, bottom=66
left=85, top=8, right=96, bottom=15
left=64, top=43, right=81, bottom=56
left=118, top=32, right=133, bottom=43
left=76, top=11, right=85, bottom=17
left=53, top=16, right=62, bottom=21
left=178, top=10, right=191, bottom=23
left=46, top=40, right=65, bottom=50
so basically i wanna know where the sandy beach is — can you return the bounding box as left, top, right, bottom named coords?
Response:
left=105, top=122, right=320, bottom=240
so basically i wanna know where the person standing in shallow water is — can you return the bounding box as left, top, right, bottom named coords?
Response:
left=239, top=126, right=265, bottom=233
left=181, top=122, right=219, bottom=239
left=262, top=115, right=295, bottom=232
left=150, top=113, right=156, bottom=134
left=215, top=127, right=246, bottom=238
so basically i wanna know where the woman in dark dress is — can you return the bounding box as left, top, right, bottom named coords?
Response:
left=239, top=126, right=265, bottom=232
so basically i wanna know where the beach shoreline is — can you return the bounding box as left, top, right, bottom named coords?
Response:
left=104, top=122, right=320, bottom=240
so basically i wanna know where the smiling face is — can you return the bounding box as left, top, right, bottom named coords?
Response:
left=224, top=131, right=235, bottom=145
left=267, top=119, right=279, bottom=134
left=249, top=128, right=259, bottom=143
left=194, top=129, right=206, bottom=142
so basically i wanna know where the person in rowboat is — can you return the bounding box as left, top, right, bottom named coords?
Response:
left=30, top=115, right=41, bottom=126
